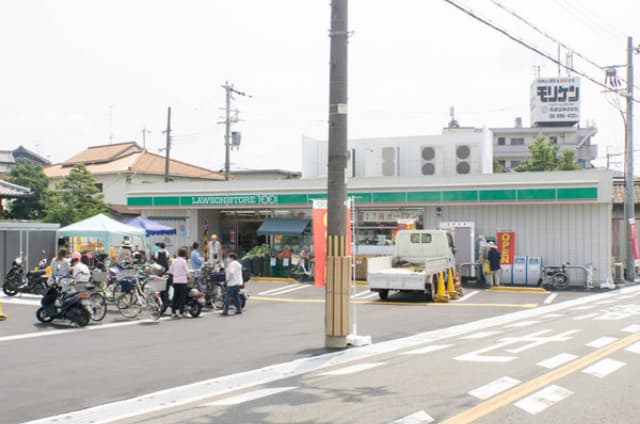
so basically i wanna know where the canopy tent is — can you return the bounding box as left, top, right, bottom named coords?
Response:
left=57, top=213, right=147, bottom=252
left=257, top=218, right=310, bottom=236
left=125, top=216, right=177, bottom=236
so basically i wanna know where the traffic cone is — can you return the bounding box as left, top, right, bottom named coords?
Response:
left=455, top=271, right=464, bottom=297
left=447, top=268, right=459, bottom=300
left=0, top=299, right=8, bottom=321
left=434, top=271, right=450, bottom=303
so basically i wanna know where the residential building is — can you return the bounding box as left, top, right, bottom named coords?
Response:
left=0, top=145, right=50, bottom=174
left=44, top=142, right=225, bottom=211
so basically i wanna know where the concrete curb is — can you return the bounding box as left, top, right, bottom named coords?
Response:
left=489, top=286, right=547, bottom=293
left=250, top=277, right=369, bottom=286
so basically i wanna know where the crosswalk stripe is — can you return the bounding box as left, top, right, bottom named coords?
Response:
left=319, top=362, right=385, bottom=376
left=514, top=385, right=573, bottom=415
left=389, top=410, right=434, bottom=424
left=468, top=376, right=520, bottom=400
left=201, top=386, right=296, bottom=406
left=582, top=358, right=626, bottom=378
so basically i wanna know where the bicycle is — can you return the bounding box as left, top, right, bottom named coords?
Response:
left=290, top=255, right=314, bottom=282
left=115, top=275, right=162, bottom=321
left=542, top=262, right=595, bottom=290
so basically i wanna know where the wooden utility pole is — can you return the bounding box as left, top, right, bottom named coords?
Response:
left=164, top=107, right=171, bottom=183
left=325, top=0, right=350, bottom=349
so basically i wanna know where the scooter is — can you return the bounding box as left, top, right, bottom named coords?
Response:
left=3, top=250, right=49, bottom=296
left=36, top=279, right=93, bottom=327
left=158, top=275, right=206, bottom=317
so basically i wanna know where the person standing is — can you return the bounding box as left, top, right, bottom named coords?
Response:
left=208, top=235, right=222, bottom=265
left=48, top=247, right=71, bottom=286
left=154, top=242, right=170, bottom=272
left=222, top=252, right=243, bottom=316
left=168, top=247, right=190, bottom=318
left=487, top=242, right=502, bottom=287
left=190, top=242, right=204, bottom=270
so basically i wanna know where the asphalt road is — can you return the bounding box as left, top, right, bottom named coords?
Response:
left=0, top=281, right=610, bottom=423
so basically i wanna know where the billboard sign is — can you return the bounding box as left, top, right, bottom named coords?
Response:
left=530, top=77, right=580, bottom=125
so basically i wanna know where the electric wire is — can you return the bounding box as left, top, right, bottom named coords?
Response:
left=442, top=0, right=640, bottom=104
left=553, top=0, right=627, bottom=43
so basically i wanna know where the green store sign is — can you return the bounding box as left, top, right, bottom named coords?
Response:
left=128, top=186, right=598, bottom=208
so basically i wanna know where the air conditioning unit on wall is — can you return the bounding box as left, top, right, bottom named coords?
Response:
left=420, top=145, right=442, bottom=176
left=455, top=144, right=480, bottom=175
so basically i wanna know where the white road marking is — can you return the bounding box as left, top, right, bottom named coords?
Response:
left=541, top=313, right=564, bottom=319
left=537, top=353, right=578, bottom=369
left=624, top=342, right=640, bottom=354
left=505, top=320, right=540, bottom=328
left=618, top=294, right=637, bottom=299
left=582, top=358, right=626, bottom=378
left=201, top=386, right=296, bottom=406
left=514, top=385, right=573, bottom=415
left=573, top=313, right=599, bottom=320
left=319, top=362, right=385, bottom=376
left=400, top=344, right=453, bottom=355
left=0, top=297, right=40, bottom=306
left=459, top=330, right=502, bottom=340
left=595, top=300, right=616, bottom=305
left=570, top=305, right=595, bottom=311
left=0, top=312, right=216, bottom=344
left=621, top=324, right=640, bottom=333
left=351, top=290, right=377, bottom=299
left=26, top=285, right=640, bottom=424
left=389, top=410, right=434, bottom=424
left=258, top=283, right=307, bottom=296
left=468, top=376, right=520, bottom=400
left=543, top=293, right=558, bottom=304
left=586, top=336, right=618, bottom=348
left=453, top=290, right=478, bottom=302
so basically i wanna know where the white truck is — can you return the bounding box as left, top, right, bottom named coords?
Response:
left=367, top=229, right=456, bottom=301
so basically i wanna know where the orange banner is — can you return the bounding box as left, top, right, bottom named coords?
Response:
left=497, top=231, right=515, bottom=265
left=312, top=199, right=352, bottom=287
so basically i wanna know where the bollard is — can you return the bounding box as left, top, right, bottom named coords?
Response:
left=447, top=268, right=459, bottom=300
left=455, top=271, right=464, bottom=297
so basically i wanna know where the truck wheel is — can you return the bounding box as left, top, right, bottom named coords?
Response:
left=378, top=289, right=389, bottom=300
left=425, top=284, right=435, bottom=301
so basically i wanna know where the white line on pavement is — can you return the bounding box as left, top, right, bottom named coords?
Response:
left=319, top=362, right=385, bottom=376
left=573, top=313, right=599, bottom=321
left=0, top=297, right=40, bottom=306
left=259, top=284, right=309, bottom=296
left=514, top=385, right=573, bottom=415
left=468, top=376, right=521, bottom=400
left=351, top=290, right=373, bottom=299
left=454, top=290, right=478, bottom=302
left=537, top=353, right=578, bottom=369
left=624, top=341, right=640, bottom=354
left=505, top=320, right=541, bottom=328
left=586, top=336, right=618, bottom=348
left=582, top=358, right=626, bottom=378
left=388, top=410, right=434, bottom=424
left=400, top=344, right=453, bottom=355
left=544, top=293, right=558, bottom=304
left=621, top=324, right=640, bottom=333
left=25, top=285, right=640, bottom=424
left=258, top=283, right=304, bottom=295
left=459, top=330, right=502, bottom=340
left=201, top=386, right=296, bottom=406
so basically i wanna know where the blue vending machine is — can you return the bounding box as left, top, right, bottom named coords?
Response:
left=512, top=256, right=527, bottom=285
left=526, top=256, right=543, bottom=286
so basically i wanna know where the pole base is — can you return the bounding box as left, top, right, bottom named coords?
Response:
left=347, top=333, right=372, bottom=347
left=325, top=335, right=348, bottom=349
left=448, top=291, right=459, bottom=300
left=434, top=293, right=450, bottom=303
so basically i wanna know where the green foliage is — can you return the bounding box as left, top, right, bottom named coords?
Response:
left=44, top=164, right=107, bottom=226
left=514, top=136, right=579, bottom=172
left=493, top=158, right=507, bottom=173
left=242, top=243, right=271, bottom=259
left=5, top=163, right=50, bottom=220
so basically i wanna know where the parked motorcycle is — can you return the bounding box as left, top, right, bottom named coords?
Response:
left=3, top=250, right=49, bottom=296
left=159, top=276, right=206, bottom=317
left=36, top=280, right=93, bottom=327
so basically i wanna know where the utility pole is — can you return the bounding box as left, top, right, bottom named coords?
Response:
left=109, top=105, right=114, bottom=144
left=142, top=126, right=151, bottom=150
left=164, top=107, right=171, bottom=183
left=325, top=0, right=350, bottom=349
left=220, top=82, right=251, bottom=180
left=624, top=36, right=636, bottom=282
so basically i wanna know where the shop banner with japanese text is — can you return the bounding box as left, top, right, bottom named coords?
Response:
left=497, top=231, right=515, bottom=265
left=629, top=218, right=640, bottom=267
left=312, top=199, right=352, bottom=287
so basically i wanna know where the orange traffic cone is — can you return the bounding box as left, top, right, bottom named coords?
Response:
left=0, top=299, right=8, bottom=321
left=434, top=271, right=450, bottom=303
left=447, top=268, right=459, bottom=300
left=455, top=271, right=464, bottom=297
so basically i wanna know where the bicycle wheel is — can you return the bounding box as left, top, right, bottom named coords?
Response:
left=116, top=292, right=143, bottom=319
left=89, top=292, right=107, bottom=321
left=552, top=273, right=569, bottom=290
left=146, top=293, right=162, bottom=322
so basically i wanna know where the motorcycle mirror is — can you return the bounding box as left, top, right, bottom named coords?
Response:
left=42, top=249, right=46, bottom=255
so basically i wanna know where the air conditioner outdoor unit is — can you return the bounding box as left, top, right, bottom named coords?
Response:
left=420, top=145, right=440, bottom=176
left=381, top=146, right=397, bottom=176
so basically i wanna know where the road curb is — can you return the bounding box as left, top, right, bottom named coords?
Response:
left=489, top=286, right=547, bottom=293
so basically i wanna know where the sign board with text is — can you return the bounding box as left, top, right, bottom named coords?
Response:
left=530, top=77, right=580, bottom=126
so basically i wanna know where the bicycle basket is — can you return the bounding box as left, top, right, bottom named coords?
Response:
left=119, top=277, right=136, bottom=293
left=145, top=276, right=167, bottom=292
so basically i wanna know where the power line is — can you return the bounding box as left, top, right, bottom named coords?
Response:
left=442, top=0, right=640, bottom=103
left=553, top=0, right=627, bottom=43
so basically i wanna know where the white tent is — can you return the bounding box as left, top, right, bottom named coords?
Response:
left=56, top=213, right=147, bottom=252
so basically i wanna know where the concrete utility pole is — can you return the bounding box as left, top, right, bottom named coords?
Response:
left=221, top=82, right=251, bottom=181
left=624, top=36, right=636, bottom=282
left=325, top=0, right=350, bottom=349
left=164, top=107, right=172, bottom=183
left=142, top=126, right=151, bottom=150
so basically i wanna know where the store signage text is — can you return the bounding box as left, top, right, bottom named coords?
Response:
left=190, top=194, right=278, bottom=206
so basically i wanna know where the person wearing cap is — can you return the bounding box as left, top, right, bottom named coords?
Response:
left=117, top=237, right=134, bottom=264
left=487, top=241, right=502, bottom=287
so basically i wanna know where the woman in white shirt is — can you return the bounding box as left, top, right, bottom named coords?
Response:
left=168, top=247, right=190, bottom=318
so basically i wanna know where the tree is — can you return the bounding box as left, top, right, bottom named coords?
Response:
left=44, top=164, right=107, bottom=226
left=493, top=158, right=507, bottom=173
left=5, top=163, right=50, bottom=220
left=514, top=136, right=579, bottom=172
